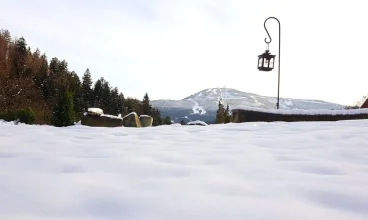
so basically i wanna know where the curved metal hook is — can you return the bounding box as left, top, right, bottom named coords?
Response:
left=264, top=17, right=280, bottom=44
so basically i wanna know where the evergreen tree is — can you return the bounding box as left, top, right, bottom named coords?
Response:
left=47, top=57, right=69, bottom=99
left=68, top=71, right=83, bottom=119
left=109, top=87, right=120, bottom=115
left=93, top=78, right=103, bottom=107
left=125, top=98, right=134, bottom=113
left=0, top=29, right=12, bottom=65
left=10, top=37, right=27, bottom=77
left=34, top=53, right=49, bottom=99
left=52, top=88, right=75, bottom=127
left=142, top=92, right=152, bottom=115
left=49, top=57, right=60, bottom=75
left=224, top=103, right=231, bottom=123
left=163, top=116, right=172, bottom=125
left=118, top=92, right=126, bottom=116
left=151, top=107, right=162, bottom=126
left=58, top=60, right=68, bottom=73
left=100, top=80, right=111, bottom=113
left=24, top=46, right=35, bottom=77
left=216, top=99, right=226, bottom=124
left=81, top=68, right=93, bottom=110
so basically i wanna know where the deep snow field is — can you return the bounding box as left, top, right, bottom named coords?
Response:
left=1, top=119, right=368, bottom=220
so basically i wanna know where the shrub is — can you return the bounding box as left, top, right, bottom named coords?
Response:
left=0, top=108, right=35, bottom=124
left=4, top=110, right=16, bottom=122
left=16, top=107, right=36, bottom=124
left=52, top=89, right=75, bottom=127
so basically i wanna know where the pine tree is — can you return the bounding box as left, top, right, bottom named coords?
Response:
left=109, top=87, right=120, bottom=115
left=49, top=57, right=60, bottom=75
left=93, top=78, right=103, bottom=107
left=100, top=80, right=111, bottom=113
left=163, top=116, right=172, bottom=125
left=224, top=103, right=231, bottom=123
left=47, top=57, right=67, bottom=99
left=81, top=68, right=93, bottom=110
left=216, top=99, right=226, bottom=124
left=151, top=107, right=162, bottom=126
left=68, top=71, right=83, bottom=120
left=118, top=92, right=126, bottom=115
left=52, top=88, right=75, bottom=127
left=34, top=53, right=49, bottom=100
left=10, top=37, right=27, bottom=78
left=142, top=92, right=152, bottom=116
left=125, top=98, right=134, bottom=113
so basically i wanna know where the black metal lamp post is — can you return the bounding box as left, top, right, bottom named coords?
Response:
left=258, top=17, right=281, bottom=109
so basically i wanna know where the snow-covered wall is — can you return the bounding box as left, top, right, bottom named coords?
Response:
left=232, top=106, right=368, bottom=123
left=232, top=105, right=368, bottom=115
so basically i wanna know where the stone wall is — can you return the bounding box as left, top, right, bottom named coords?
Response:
left=232, top=109, right=368, bottom=123
left=81, top=114, right=123, bottom=127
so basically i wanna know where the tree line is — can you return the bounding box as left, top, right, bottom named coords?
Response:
left=0, top=29, right=171, bottom=126
left=216, top=99, right=231, bottom=124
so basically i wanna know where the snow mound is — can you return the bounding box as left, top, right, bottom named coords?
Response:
left=122, top=112, right=138, bottom=119
left=100, top=114, right=122, bottom=119
left=1, top=120, right=368, bottom=220
left=187, top=120, right=208, bottom=126
left=87, top=108, right=103, bottom=115
left=0, top=119, right=25, bottom=126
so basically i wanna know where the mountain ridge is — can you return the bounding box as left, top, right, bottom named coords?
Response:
left=151, top=88, right=345, bottom=123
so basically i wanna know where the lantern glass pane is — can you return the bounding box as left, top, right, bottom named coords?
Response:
left=270, top=58, right=274, bottom=68
left=258, top=58, right=262, bottom=67
left=264, top=59, right=269, bottom=68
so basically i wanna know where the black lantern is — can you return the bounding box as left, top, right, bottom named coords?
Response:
left=258, top=50, right=275, bottom=71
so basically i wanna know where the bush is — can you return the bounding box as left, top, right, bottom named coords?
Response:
left=15, top=107, right=36, bottom=124
left=4, top=110, right=16, bottom=122
left=0, top=108, right=35, bottom=124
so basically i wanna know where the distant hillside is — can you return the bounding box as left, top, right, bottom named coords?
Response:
left=151, top=88, right=344, bottom=123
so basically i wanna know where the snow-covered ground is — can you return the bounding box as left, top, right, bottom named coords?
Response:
left=1, top=120, right=368, bottom=220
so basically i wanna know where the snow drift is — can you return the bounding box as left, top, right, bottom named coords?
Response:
left=0, top=120, right=368, bottom=220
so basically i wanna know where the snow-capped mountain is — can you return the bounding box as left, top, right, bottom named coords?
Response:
left=151, top=88, right=345, bottom=123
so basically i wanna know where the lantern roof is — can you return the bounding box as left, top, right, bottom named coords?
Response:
left=258, top=50, right=275, bottom=59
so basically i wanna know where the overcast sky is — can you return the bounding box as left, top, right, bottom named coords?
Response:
left=1, top=0, right=367, bottom=105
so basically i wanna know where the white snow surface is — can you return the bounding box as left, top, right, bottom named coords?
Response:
left=100, top=114, right=122, bottom=119
left=1, top=120, right=368, bottom=220
left=188, top=99, right=207, bottom=115
left=122, top=112, right=138, bottom=119
left=186, top=120, right=209, bottom=126
left=233, top=105, right=368, bottom=115
left=87, top=108, right=103, bottom=115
